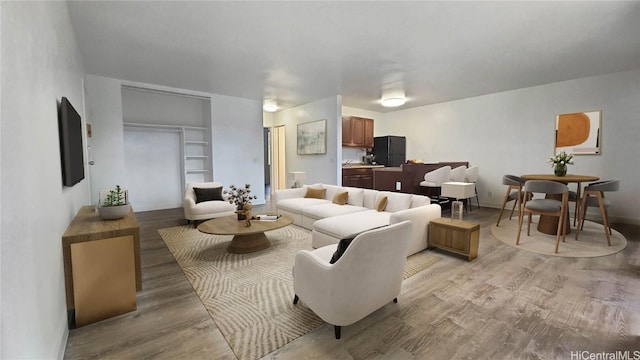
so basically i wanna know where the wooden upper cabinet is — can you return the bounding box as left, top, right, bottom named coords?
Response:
left=363, top=118, right=374, bottom=148
left=342, top=117, right=352, bottom=146
left=342, top=116, right=374, bottom=148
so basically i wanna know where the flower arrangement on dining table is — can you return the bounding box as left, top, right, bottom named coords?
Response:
left=548, top=151, right=574, bottom=177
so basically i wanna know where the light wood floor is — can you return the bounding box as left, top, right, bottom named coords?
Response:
left=64, top=205, right=640, bottom=359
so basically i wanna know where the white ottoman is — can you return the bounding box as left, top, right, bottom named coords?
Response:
left=441, top=182, right=476, bottom=212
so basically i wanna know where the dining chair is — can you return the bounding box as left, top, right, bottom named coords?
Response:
left=574, top=179, right=620, bottom=245
left=496, top=175, right=525, bottom=227
left=516, top=180, right=569, bottom=253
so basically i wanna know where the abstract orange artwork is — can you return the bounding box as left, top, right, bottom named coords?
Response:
left=555, top=110, right=601, bottom=155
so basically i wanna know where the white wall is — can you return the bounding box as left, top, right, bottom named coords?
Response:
left=1, top=2, right=89, bottom=358
left=84, top=75, right=127, bottom=204
left=210, top=94, right=266, bottom=204
left=85, top=76, right=267, bottom=206
left=120, top=87, right=212, bottom=210
left=273, top=96, right=342, bottom=187
left=124, top=127, right=183, bottom=210
left=378, top=69, right=640, bottom=223
left=121, top=87, right=209, bottom=127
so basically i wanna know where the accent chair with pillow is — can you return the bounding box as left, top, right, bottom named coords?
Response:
left=183, top=182, right=236, bottom=226
left=293, top=221, right=413, bottom=339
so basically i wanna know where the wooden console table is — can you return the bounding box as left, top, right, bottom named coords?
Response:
left=428, top=217, right=479, bottom=261
left=62, top=205, right=141, bottom=327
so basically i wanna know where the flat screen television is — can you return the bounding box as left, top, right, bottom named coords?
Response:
left=58, top=97, right=85, bottom=186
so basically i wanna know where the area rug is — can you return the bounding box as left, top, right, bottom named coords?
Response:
left=491, top=217, right=627, bottom=257
left=159, top=224, right=442, bottom=360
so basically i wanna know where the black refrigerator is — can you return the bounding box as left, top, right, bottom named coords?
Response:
left=373, top=136, right=406, bottom=167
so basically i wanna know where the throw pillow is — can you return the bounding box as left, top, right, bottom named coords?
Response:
left=329, top=225, right=389, bottom=264
left=375, top=196, right=388, bottom=212
left=305, top=187, right=326, bottom=199
left=332, top=191, right=348, bottom=205
left=193, top=187, right=224, bottom=204
left=329, top=235, right=357, bottom=264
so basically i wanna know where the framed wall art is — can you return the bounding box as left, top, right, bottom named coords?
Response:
left=555, top=110, right=602, bottom=155
left=297, top=119, right=326, bottom=155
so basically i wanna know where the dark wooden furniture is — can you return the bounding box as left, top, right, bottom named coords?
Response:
left=428, top=217, right=480, bottom=261
left=342, top=166, right=381, bottom=189
left=521, top=174, right=599, bottom=235
left=371, top=162, right=469, bottom=195
left=372, top=166, right=403, bottom=191
left=342, top=116, right=374, bottom=148
left=62, top=205, right=141, bottom=327
left=198, top=215, right=293, bottom=253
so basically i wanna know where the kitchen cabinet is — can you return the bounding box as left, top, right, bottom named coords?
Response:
left=342, top=167, right=374, bottom=189
left=342, top=116, right=374, bottom=148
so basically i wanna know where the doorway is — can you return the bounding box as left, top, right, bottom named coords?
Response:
left=271, top=125, right=286, bottom=193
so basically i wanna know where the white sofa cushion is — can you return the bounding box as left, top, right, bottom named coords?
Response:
left=362, top=189, right=380, bottom=209
left=312, top=210, right=391, bottom=240
left=188, top=201, right=236, bottom=217
left=277, top=198, right=330, bottom=213
left=377, top=191, right=412, bottom=213
left=323, top=184, right=344, bottom=202
left=345, top=187, right=365, bottom=207
left=303, top=203, right=369, bottom=220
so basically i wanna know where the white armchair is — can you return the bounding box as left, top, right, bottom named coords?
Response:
left=293, top=221, right=413, bottom=339
left=183, top=182, right=236, bottom=226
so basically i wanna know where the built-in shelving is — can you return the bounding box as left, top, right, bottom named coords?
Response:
left=183, top=126, right=212, bottom=184
left=123, top=122, right=213, bottom=186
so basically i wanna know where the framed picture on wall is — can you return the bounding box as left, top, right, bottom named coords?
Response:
left=555, top=110, right=602, bottom=155
left=297, top=119, right=326, bottom=155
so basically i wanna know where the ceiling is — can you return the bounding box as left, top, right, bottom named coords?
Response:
left=67, top=1, right=640, bottom=113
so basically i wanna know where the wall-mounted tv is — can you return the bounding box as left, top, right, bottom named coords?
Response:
left=58, top=97, right=85, bottom=187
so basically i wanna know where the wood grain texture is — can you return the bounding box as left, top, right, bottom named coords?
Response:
left=62, top=205, right=141, bottom=311
left=64, top=205, right=640, bottom=359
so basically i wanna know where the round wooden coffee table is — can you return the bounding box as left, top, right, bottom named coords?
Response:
left=197, top=215, right=293, bottom=254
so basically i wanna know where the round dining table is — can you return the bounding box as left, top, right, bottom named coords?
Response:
left=520, top=174, right=599, bottom=235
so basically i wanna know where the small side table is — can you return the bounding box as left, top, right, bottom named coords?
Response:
left=428, top=217, right=480, bottom=261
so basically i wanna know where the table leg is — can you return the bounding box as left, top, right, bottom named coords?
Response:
left=537, top=193, right=571, bottom=235
left=227, top=232, right=271, bottom=254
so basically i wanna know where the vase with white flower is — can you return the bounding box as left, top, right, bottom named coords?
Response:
left=224, top=184, right=258, bottom=220
left=548, top=151, right=574, bottom=177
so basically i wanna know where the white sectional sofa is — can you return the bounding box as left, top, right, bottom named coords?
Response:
left=275, top=184, right=441, bottom=256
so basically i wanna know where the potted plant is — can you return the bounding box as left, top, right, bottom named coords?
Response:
left=224, top=184, right=257, bottom=220
left=548, top=151, right=574, bottom=177
left=97, top=185, right=130, bottom=220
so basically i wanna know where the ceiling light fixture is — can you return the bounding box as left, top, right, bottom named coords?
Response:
left=263, top=99, right=278, bottom=112
left=381, top=97, right=406, bottom=107
left=380, top=84, right=406, bottom=108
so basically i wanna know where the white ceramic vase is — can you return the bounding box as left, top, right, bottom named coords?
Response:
left=97, top=203, right=130, bottom=220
